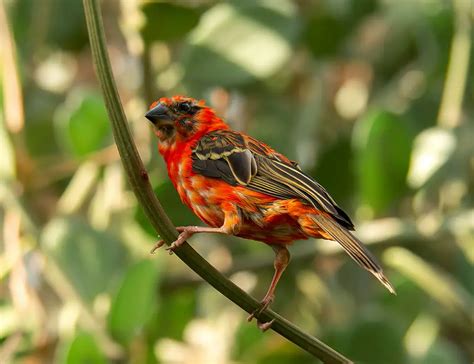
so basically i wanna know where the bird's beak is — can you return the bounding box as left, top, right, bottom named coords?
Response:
left=145, top=103, right=172, bottom=125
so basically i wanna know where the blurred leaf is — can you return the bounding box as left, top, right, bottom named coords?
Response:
left=24, top=88, right=63, bottom=156
left=0, top=306, right=18, bottom=338
left=0, top=116, right=15, bottom=179
left=154, top=290, right=197, bottom=340
left=353, top=110, right=413, bottom=214
left=108, top=260, right=160, bottom=345
left=304, top=0, right=377, bottom=58
left=232, top=322, right=265, bottom=361
left=63, top=332, right=107, bottom=364
left=384, top=247, right=474, bottom=323
left=140, top=2, right=201, bottom=43
left=55, top=91, right=111, bottom=157
left=48, top=0, right=88, bottom=51
left=418, top=338, right=465, bottom=364
left=407, top=127, right=456, bottom=188
left=304, top=12, right=349, bottom=57
left=345, top=319, right=406, bottom=364
left=312, top=137, right=354, bottom=207
left=135, top=180, right=200, bottom=237
left=325, top=314, right=407, bottom=364
left=258, top=350, right=318, bottom=364
left=249, top=96, right=298, bottom=158
left=42, top=216, right=127, bottom=302
left=183, top=1, right=300, bottom=86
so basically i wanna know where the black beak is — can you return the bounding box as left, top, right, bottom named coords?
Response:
left=145, top=103, right=172, bottom=125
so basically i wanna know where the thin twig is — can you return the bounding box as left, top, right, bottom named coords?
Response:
left=437, top=0, right=472, bottom=128
left=83, top=0, right=352, bottom=362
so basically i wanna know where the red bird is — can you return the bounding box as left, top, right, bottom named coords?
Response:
left=146, top=95, right=395, bottom=329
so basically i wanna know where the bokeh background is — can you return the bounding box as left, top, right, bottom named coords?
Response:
left=1, top=0, right=473, bottom=363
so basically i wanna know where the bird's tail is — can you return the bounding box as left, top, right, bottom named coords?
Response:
left=312, top=214, right=396, bottom=294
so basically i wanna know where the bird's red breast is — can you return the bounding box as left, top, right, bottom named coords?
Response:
left=145, top=95, right=395, bottom=294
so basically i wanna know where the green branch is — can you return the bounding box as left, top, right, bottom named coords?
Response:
left=83, top=1, right=351, bottom=362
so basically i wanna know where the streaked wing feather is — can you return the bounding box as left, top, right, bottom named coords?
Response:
left=191, top=130, right=354, bottom=229
left=255, top=156, right=338, bottom=215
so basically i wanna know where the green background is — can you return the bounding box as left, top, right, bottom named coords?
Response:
left=0, top=0, right=472, bottom=363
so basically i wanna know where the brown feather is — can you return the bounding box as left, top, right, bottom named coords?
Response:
left=312, top=214, right=396, bottom=294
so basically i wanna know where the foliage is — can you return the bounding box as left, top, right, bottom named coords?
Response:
left=0, top=0, right=472, bottom=363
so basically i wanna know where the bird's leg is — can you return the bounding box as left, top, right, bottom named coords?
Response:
left=151, top=204, right=241, bottom=254
left=247, top=245, right=290, bottom=331
left=150, top=225, right=232, bottom=255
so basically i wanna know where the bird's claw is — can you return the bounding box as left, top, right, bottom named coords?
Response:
left=150, top=229, right=191, bottom=255
left=165, top=241, right=180, bottom=255
left=257, top=319, right=275, bottom=332
left=247, top=294, right=275, bottom=331
left=150, top=239, right=166, bottom=254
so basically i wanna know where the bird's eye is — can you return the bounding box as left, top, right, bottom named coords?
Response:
left=178, top=102, right=192, bottom=113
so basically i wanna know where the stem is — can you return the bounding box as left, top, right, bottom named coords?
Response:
left=83, top=0, right=352, bottom=362
left=437, top=0, right=472, bottom=128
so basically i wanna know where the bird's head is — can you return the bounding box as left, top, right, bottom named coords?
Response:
left=145, top=96, right=228, bottom=150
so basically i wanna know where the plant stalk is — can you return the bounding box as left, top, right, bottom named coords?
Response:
left=83, top=0, right=352, bottom=362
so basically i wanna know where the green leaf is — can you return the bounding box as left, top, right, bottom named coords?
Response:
left=182, top=1, right=300, bottom=86
left=304, top=12, right=349, bottom=57
left=153, top=289, right=197, bottom=341
left=312, top=137, right=354, bottom=207
left=140, top=3, right=201, bottom=42
left=42, top=216, right=127, bottom=302
left=108, top=260, right=160, bottom=345
left=231, top=321, right=265, bottom=361
left=64, top=332, right=107, bottom=364
left=24, top=89, right=63, bottom=156
left=48, top=0, right=89, bottom=51
left=55, top=91, right=111, bottom=157
left=345, top=319, right=406, bottom=364
left=353, top=110, right=413, bottom=214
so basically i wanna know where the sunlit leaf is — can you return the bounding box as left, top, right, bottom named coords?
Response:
left=407, top=127, right=456, bottom=188
left=182, top=0, right=300, bottom=86
left=108, top=260, right=160, bottom=345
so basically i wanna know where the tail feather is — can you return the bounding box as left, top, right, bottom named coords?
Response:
left=312, top=214, right=396, bottom=294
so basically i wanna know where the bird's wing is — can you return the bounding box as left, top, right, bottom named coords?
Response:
left=192, top=130, right=354, bottom=230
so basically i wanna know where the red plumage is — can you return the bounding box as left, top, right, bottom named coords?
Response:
left=146, top=95, right=394, bottom=329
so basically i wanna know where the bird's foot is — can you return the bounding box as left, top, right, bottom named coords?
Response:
left=149, top=227, right=192, bottom=255
left=150, top=239, right=165, bottom=254
left=257, top=319, right=275, bottom=332
left=247, top=294, right=275, bottom=331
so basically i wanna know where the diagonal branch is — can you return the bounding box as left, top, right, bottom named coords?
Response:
left=83, top=0, right=352, bottom=362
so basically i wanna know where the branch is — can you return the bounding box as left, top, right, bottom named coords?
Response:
left=83, top=0, right=352, bottom=362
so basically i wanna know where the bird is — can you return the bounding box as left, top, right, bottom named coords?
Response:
left=145, top=95, right=395, bottom=330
